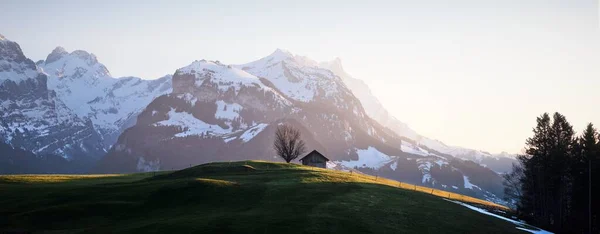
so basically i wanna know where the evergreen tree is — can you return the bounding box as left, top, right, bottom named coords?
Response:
left=518, top=113, right=575, bottom=232
left=547, top=113, right=575, bottom=231
left=519, top=113, right=551, bottom=227
left=570, top=124, right=597, bottom=233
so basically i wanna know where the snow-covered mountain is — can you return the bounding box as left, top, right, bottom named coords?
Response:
left=98, top=50, right=507, bottom=203
left=0, top=35, right=105, bottom=170
left=320, top=58, right=517, bottom=173
left=39, top=47, right=172, bottom=147
left=0, top=36, right=172, bottom=173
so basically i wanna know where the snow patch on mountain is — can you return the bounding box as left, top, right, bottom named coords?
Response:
left=156, top=109, right=232, bottom=137
left=239, top=123, right=268, bottom=142
left=390, top=161, right=398, bottom=171
left=463, top=175, right=480, bottom=190
left=338, top=147, right=396, bottom=170
left=401, top=141, right=431, bottom=157
left=215, top=100, right=242, bottom=120
left=0, top=63, right=39, bottom=83
left=417, top=159, right=435, bottom=184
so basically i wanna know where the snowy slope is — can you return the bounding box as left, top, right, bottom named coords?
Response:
left=41, top=47, right=172, bottom=147
left=146, top=59, right=292, bottom=141
left=237, top=49, right=359, bottom=110
left=100, top=59, right=301, bottom=172
left=0, top=36, right=104, bottom=163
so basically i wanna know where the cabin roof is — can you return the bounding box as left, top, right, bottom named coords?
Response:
left=299, top=150, right=330, bottom=162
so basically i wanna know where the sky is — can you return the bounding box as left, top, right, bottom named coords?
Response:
left=1, top=0, right=599, bottom=154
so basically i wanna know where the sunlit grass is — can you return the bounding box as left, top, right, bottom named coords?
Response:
left=0, top=161, right=506, bottom=210
left=194, top=178, right=239, bottom=186
left=292, top=163, right=508, bottom=210
left=0, top=160, right=518, bottom=233
left=0, top=174, right=121, bottom=183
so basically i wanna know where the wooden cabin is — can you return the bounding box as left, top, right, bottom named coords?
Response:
left=299, top=150, right=329, bottom=168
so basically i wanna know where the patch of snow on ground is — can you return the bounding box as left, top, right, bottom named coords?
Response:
left=444, top=199, right=552, bottom=234
left=515, top=227, right=553, bottom=234
left=326, top=161, right=338, bottom=169
left=338, top=147, right=396, bottom=170
left=239, top=123, right=268, bottom=142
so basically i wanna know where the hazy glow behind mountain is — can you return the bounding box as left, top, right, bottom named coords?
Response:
left=2, top=0, right=599, bottom=153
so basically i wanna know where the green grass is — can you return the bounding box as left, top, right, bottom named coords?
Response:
left=0, top=161, right=528, bottom=233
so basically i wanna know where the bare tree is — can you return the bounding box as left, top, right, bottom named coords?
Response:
left=273, top=124, right=306, bottom=163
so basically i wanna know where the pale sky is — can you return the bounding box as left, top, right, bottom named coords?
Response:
left=2, top=0, right=599, bottom=154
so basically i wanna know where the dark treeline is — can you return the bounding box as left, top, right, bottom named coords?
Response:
left=503, top=112, right=598, bottom=233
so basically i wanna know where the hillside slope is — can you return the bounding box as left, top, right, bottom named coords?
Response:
left=0, top=161, right=542, bottom=234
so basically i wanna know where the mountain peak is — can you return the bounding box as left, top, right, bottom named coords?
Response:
left=52, top=46, right=67, bottom=54
left=71, top=50, right=98, bottom=64
left=319, top=57, right=349, bottom=79
left=42, top=46, right=111, bottom=81
left=0, top=36, right=38, bottom=82
left=45, top=46, right=69, bottom=64
left=268, top=48, right=293, bottom=61
left=45, top=47, right=99, bottom=66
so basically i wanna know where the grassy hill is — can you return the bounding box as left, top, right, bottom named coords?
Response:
left=0, top=161, right=534, bottom=233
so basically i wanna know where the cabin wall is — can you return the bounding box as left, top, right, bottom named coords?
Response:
left=302, top=154, right=327, bottom=168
